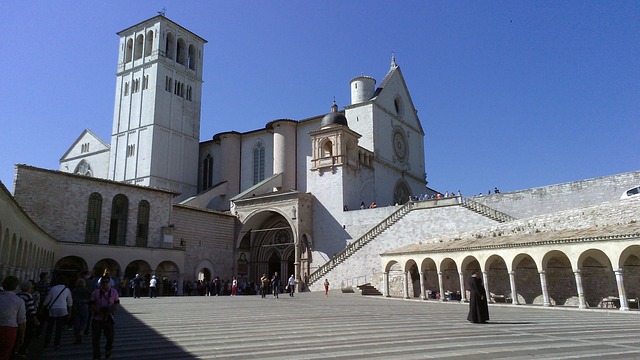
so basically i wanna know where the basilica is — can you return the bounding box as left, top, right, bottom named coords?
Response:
left=2, top=15, right=640, bottom=310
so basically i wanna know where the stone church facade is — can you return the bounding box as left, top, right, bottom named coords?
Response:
left=2, top=15, right=639, bottom=309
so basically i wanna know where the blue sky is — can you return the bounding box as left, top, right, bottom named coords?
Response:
left=1, top=1, right=638, bottom=196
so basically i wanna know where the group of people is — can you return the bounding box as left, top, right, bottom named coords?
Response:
left=0, top=271, right=120, bottom=359
left=258, top=272, right=299, bottom=298
left=183, top=276, right=243, bottom=296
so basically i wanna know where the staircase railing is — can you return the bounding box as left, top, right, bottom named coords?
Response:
left=460, top=197, right=516, bottom=223
left=308, top=197, right=516, bottom=286
left=308, top=201, right=418, bottom=285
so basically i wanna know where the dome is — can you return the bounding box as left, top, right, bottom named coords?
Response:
left=320, top=101, right=348, bottom=128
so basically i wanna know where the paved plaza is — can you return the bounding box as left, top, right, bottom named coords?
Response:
left=29, top=291, right=640, bottom=359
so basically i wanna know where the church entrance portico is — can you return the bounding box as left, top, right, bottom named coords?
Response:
left=233, top=191, right=314, bottom=292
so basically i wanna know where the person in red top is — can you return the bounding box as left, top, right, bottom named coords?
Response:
left=89, top=276, right=119, bottom=360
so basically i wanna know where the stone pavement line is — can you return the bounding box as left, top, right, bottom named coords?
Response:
left=31, top=292, right=640, bottom=360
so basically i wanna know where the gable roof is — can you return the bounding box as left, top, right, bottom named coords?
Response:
left=60, top=129, right=110, bottom=162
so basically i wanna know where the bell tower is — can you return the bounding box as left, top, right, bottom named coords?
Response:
left=108, top=15, right=206, bottom=201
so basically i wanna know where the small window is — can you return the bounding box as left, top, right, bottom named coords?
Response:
left=124, top=82, right=129, bottom=96
left=394, top=95, right=404, bottom=116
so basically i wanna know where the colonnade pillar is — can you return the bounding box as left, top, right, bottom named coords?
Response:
left=482, top=271, right=490, bottom=303
left=508, top=271, right=519, bottom=304
left=419, top=271, right=426, bottom=300
left=437, top=271, right=444, bottom=301
left=459, top=272, right=467, bottom=302
left=403, top=271, right=410, bottom=299
left=573, top=269, right=587, bottom=309
left=539, top=271, right=551, bottom=306
left=383, top=272, right=390, bottom=297
left=614, top=269, right=629, bottom=311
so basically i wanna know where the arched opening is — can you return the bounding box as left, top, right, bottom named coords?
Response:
left=440, top=258, right=460, bottom=299
left=202, top=153, right=213, bottom=190
left=93, top=258, right=121, bottom=279
left=198, top=268, right=211, bottom=282
left=134, top=34, right=143, bottom=60
left=124, top=260, right=152, bottom=297
left=165, top=32, right=175, bottom=60
left=188, top=44, right=197, bottom=70
left=421, top=258, right=439, bottom=299
left=53, top=256, right=88, bottom=288
left=145, top=30, right=153, bottom=57
left=542, top=251, right=573, bottom=305
left=176, top=38, right=187, bottom=65
left=322, top=140, right=333, bottom=158
left=406, top=260, right=420, bottom=298
left=156, top=261, right=180, bottom=296
left=485, top=255, right=509, bottom=302
left=513, top=255, right=540, bottom=304
left=109, top=194, right=128, bottom=246
left=578, top=250, right=615, bottom=307
left=621, top=245, right=640, bottom=303
left=125, top=38, right=133, bottom=63
left=393, top=180, right=411, bottom=205
left=136, top=200, right=150, bottom=247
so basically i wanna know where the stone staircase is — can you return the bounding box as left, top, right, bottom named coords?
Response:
left=308, top=197, right=514, bottom=288
left=460, top=197, right=516, bottom=223
left=308, top=201, right=418, bottom=285
left=357, top=283, right=383, bottom=296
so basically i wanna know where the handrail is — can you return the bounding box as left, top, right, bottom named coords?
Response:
left=460, top=197, right=516, bottom=223
left=308, top=201, right=417, bottom=285
left=308, top=197, right=516, bottom=286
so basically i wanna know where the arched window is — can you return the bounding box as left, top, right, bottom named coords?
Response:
left=125, top=38, right=133, bottom=63
left=203, top=154, right=213, bottom=190
left=176, top=38, right=187, bottom=65
left=165, top=32, right=175, bottom=60
left=109, top=194, right=128, bottom=246
left=85, top=193, right=102, bottom=244
left=253, top=141, right=265, bottom=185
left=136, top=200, right=150, bottom=247
left=145, top=30, right=154, bottom=57
left=134, top=34, right=144, bottom=60
left=188, top=44, right=197, bottom=70
left=322, top=140, right=333, bottom=158
left=74, top=160, right=92, bottom=177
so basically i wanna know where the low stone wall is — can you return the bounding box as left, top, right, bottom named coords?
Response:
left=473, top=170, right=640, bottom=219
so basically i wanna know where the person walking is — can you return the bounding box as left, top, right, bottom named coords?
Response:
left=43, top=278, right=73, bottom=350
left=34, top=272, right=50, bottom=336
left=324, top=279, right=330, bottom=297
left=149, top=275, right=157, bottom=298
left=132, top=274, right=142, bottom=299
left=71, top=278, right=91, bottom=344
left=0, top=276, right=27, bottom=360
left=231, top=276, right=238, bottom=296
left=90, top=276, right=120, bottom=360
left=271, top=272, right=280, bottom=299
left=287, top=275, right=295, bottom=297
left=467, top=271, right=489, bottom=323
left=16, top=280, right=39, bottom=356
left=260, top=274, right=269, bottom=298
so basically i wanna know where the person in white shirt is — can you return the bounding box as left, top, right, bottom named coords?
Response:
left=43, top=278, right=73, bottom=349
left=149, top=276, right=157, bottom=298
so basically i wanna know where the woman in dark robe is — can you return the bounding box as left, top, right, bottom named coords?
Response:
left=467, top=271, right=489, bottom=323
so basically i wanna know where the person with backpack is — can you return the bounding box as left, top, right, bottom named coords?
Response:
left=90, top=276, right=120, bottom=360
left=43, top=277, right=73, bottom=349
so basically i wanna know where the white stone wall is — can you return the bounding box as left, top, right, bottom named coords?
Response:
left=309, top=205, right=498, bottom=291
left=474, top=170, right=640, bottom=219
